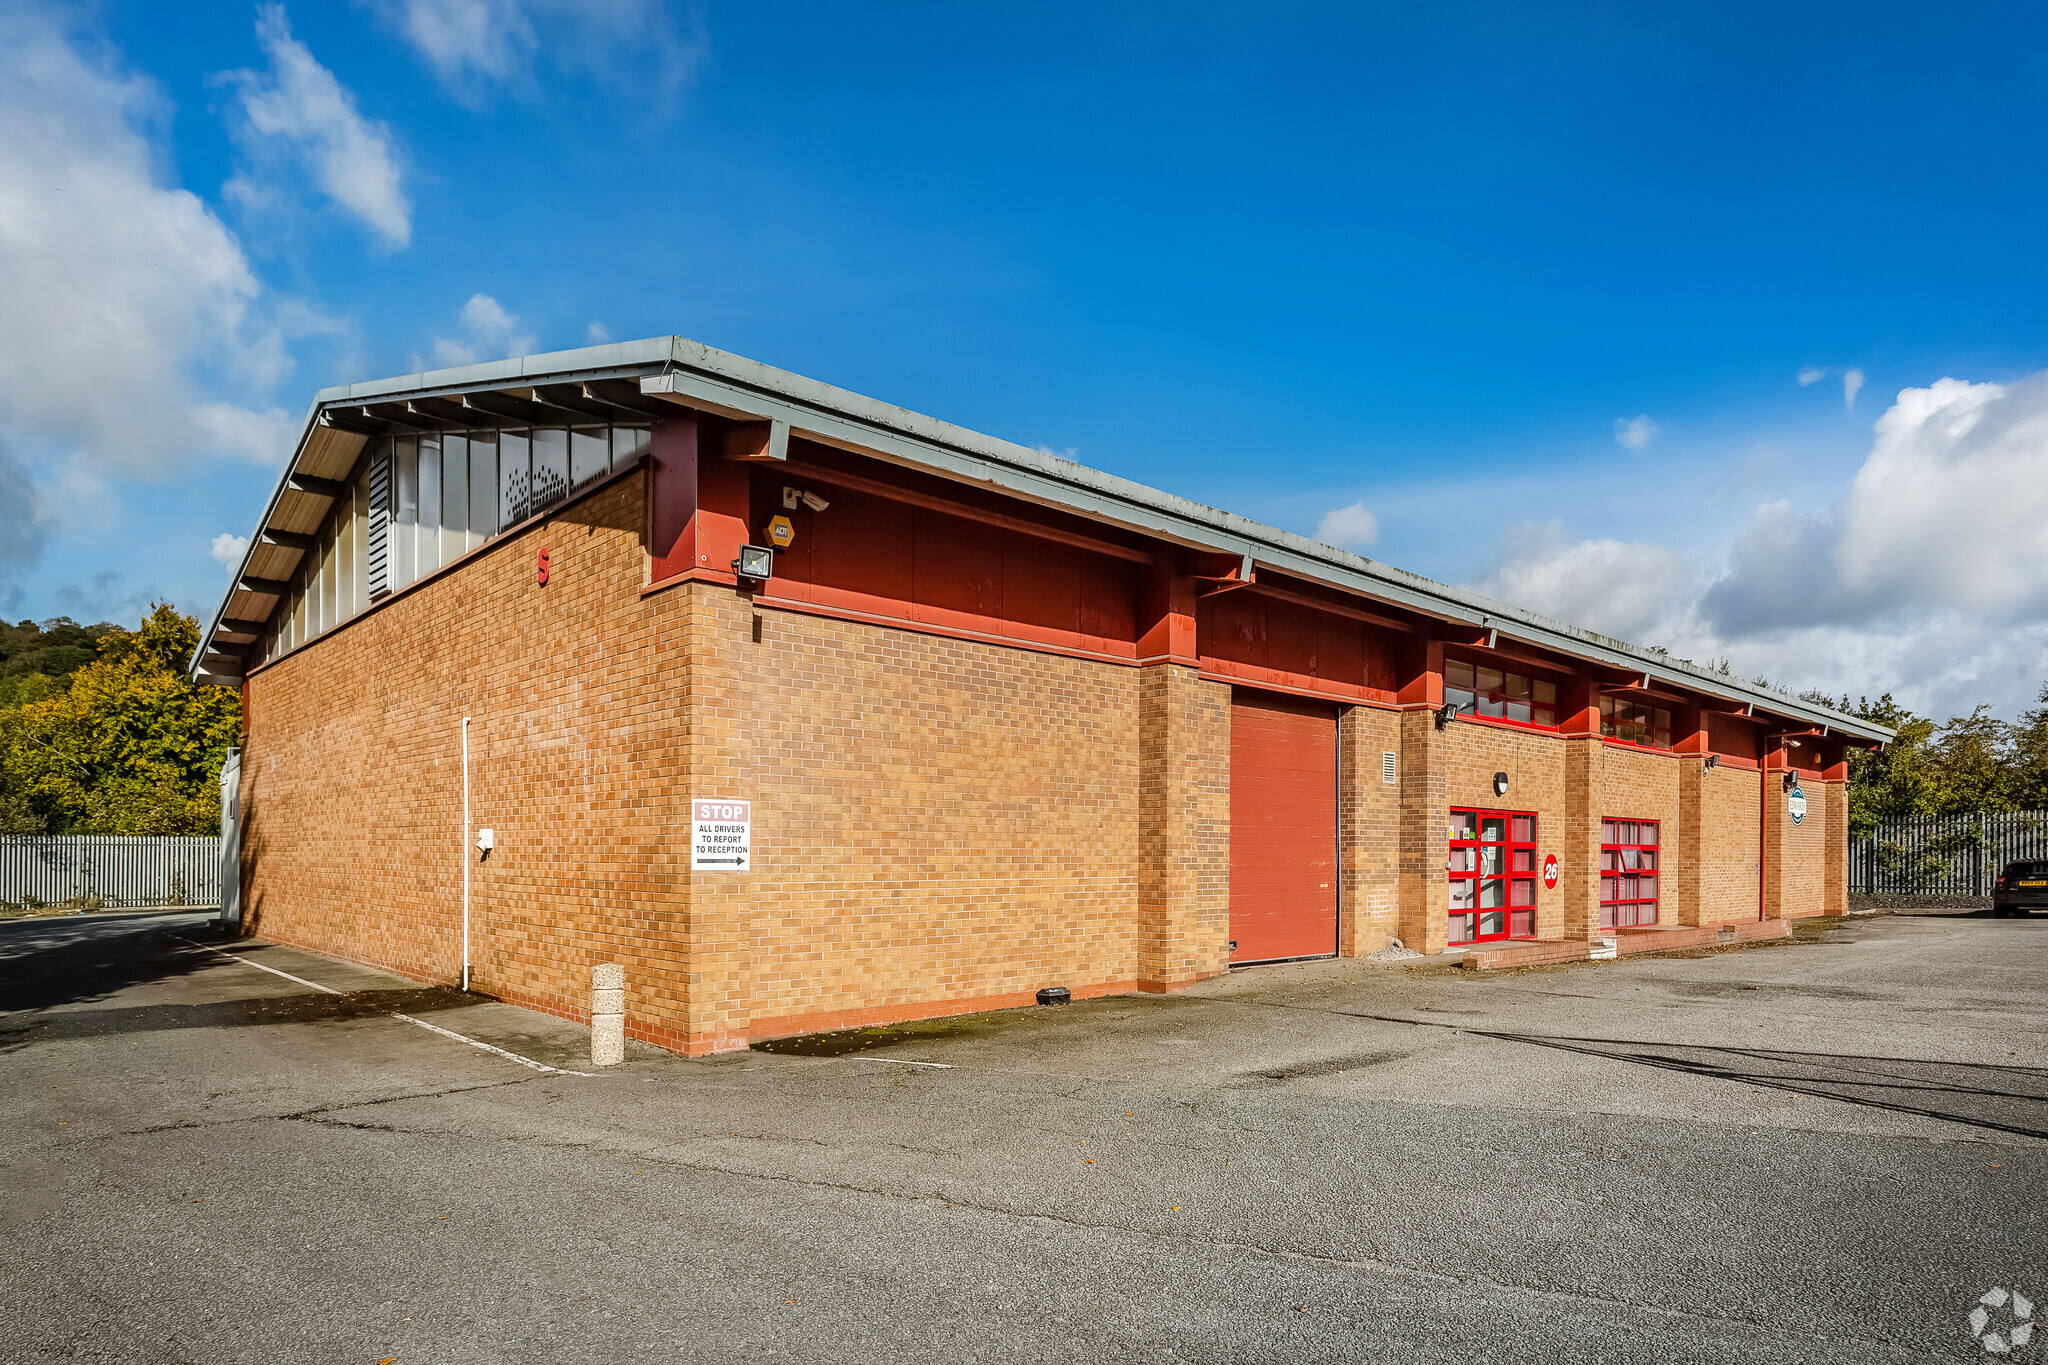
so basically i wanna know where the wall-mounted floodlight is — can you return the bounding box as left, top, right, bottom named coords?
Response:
left=1704, top=754, right=1719, bottom=770
left=1783, top=772, right=1798, bottom=792
left=1433, top=702, right=1459, bottom=731
left=733, top=545, right=775, bottom=581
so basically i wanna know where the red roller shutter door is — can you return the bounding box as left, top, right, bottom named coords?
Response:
left=1229, top=690, right=1339, bottom=964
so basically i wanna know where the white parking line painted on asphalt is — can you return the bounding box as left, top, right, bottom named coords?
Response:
left=175, top=939, right=342, bottom=994
left=175, top=936, right=597, bottom=1078
left=852, top=1057, right=955, bottom=1068
left=391, top=1012, right=596, bottom=1076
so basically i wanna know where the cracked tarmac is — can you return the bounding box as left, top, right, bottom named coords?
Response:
left=2, top=908, right=2044, bottom=1363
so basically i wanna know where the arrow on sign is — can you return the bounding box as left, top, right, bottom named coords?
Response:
left=698, top=857, right=747, bottom=866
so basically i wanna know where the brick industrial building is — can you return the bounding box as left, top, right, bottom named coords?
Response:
left=197, top=338, right=1890, bottom=1054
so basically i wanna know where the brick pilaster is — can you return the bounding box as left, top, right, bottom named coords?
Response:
left=1136, top=664, right=1231, bottom=988
left=1675, top=756, right=1706, bottom=926
left=1397, top=709, right=1446, bottom=953
left=679, top=579, right=754, bottom=1054
left=1339, top=706, right=1403, bottom=955
left=1561, top=735, right=1604, bottom=938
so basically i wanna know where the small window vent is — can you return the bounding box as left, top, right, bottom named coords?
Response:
left=1382, top=751, right=1398, bottom=785
left=366, top=449, right=392, bottom=599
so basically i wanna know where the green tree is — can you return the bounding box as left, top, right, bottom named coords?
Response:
left=2011, top=684, right=2048, bottom=810
left=1842, top=694, right=1939, bottom=840
left=1928, top=704, right=2014, bottom=815
left=0, top=604, right=241, bottom=835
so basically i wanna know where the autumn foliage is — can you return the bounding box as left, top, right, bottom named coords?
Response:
left=0, top=605, right=242, bottom=835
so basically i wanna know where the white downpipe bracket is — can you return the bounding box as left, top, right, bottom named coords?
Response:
left=462, top=715, right=472, bottom=993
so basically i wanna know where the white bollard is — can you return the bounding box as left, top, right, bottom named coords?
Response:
left=591, top=963, right=625, bottom=1067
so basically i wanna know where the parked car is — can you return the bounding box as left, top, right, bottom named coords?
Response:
left=1992, top=860, right=2048, bottom=917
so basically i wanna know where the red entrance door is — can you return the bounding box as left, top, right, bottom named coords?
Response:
left=1448, top=808, right=1537, bottom=944
left=1229, top=691, right=1338, bottom=964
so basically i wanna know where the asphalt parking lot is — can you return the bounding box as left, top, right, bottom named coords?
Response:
left=3, top=909, right=2044, bottom=1364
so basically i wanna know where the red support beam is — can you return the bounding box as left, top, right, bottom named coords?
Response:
left=1138, top=555, right=1198, bottom=663
left=650, top=413, right=751, bottom=585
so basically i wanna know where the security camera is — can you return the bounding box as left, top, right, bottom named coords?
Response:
left=800, top=490, right=830, bottom=513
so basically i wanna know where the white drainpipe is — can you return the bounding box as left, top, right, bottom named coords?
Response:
left=462, top=715, right=471, bottom=992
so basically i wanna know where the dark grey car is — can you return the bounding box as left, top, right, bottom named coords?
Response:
left=1993, top=859, right=2048, bottom=916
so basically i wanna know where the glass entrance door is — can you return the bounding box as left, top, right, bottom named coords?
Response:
left=1449, top=808, right=1537, bottom=944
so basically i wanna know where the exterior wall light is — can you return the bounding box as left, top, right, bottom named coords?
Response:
left=1493, top=771, right=1509, bottom=797
left=733, top=545, right=775, bottom=581
left=1433, top=702, right=1459, bottom=731
left=1704, top=754, right=1719, bottom=769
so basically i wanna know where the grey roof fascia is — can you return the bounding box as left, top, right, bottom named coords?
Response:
left=646, top=341, right=1890, bottom=743
left=192, top=393, right=331, bottom=683
left=311, top=338, right=679, bottom=406
left=195, top=335, right=1892, bottom=743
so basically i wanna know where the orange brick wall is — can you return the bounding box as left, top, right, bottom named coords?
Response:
left=688, top=577, right=1213, bottom=1041
left=1766, top=768, right=1828, bottom=920
left=239, top=474, right=700, bottom=1043
left=1695, top=764, right=1763, bottom=924
left=1598, top=744, right=1682, bottom=926
left=239, top=470, right=1238, bottom=1055
left=1435, top=719, right=1569, bottom=946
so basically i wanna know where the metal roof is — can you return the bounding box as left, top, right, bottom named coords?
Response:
left=196, top=335, right=1892, bottom=744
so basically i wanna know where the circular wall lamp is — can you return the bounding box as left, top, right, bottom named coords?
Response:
left=1493, top=771, right=1510, bottom=797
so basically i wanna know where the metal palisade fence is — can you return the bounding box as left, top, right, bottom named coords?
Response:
left=1852, top=811, right=2048, bottom=896
left=0, top=836, right=222, bottom=910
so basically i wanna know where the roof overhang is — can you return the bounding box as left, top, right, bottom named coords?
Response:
left=193, top=336, right=1895, bottom=746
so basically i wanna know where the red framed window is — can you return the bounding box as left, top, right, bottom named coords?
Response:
left=1445, top=660, right=1557, bottom=726
left=1600, top=819, right=1660, bottom=927
left=1600, top=696, right=1671, bottom=747
left=1449, top=808, right=1538, bottom=944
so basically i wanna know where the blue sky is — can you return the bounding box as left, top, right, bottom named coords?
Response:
left=4, top=1, right=2047, bottom=719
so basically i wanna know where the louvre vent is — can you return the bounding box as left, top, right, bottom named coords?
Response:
left=1382, top=751, right=1397, bottom=785
left=366, top=449, right=392, bottom=599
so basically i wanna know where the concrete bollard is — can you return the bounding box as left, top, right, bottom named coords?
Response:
left=591, top=962, right=625, bottom=1067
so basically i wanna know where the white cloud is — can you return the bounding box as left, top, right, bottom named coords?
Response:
left=586, top=320, right=610, bottom=345
left=220, top=6, right=410, bottom=247
left=0, top=4, right=293, bottom=490
left=1315, top=502, right=1380, bottom=551
left=367, top=0, right=703, bottom=107
left=1035, top=444, right=1080, bottom=461
left=424, top=293, right=537, bottom=368
left=211, top=533, right=250, bottom=568
left=1796, top=366, right=1866, bottom=411
left=1471, top=522, right=1693, bottom=644
left=1613, top=414, right=1660, bottom=451
left=1471, top=373, right=2048, bottom=719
